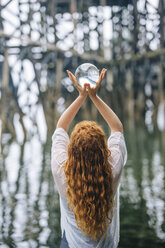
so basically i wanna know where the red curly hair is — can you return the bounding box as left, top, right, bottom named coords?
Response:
left=63, top=121, right=114, bottom=241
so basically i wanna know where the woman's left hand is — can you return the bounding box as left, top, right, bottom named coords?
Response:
left=67, top=70, right=88, bottom=97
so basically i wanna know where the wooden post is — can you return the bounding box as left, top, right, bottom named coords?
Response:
left=70, top=0, right=77, bottom=48
left=125, top=67, right=134, bottom=119
left=1, top=50, right=9, bottom=139
left=153, top=55, right=165, bottom=126
left=2, top=50, right=9, bottom=89
left=54, top=57, right=63, bottom=126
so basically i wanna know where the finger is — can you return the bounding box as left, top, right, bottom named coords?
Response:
left=87, top=84, right=93, bottom=93
left=100, top=68, right=107, bottom=81
left=98, top=69, right=105, bottom=82
left=84, top=83, right=90, bottom=92
left=67, top=70, right=76, bottom=82
left=67, top=71, right=84, bottom=93
left=101, top=68, right=107, bottom=79
left=96, top=68, right=107, bottom=89
left=101, top=69, right=107, bottom=81
left=67, top=70, right=81, bottom=90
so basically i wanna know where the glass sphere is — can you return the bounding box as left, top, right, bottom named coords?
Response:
left=75, top=63, right=99, bottom=88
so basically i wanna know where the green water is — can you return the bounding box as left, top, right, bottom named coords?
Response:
left=0, top=120, right=165, bottom=248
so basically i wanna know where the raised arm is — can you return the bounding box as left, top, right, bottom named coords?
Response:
left=88, top=69, right=123, bottom=134
left=56, top=70, right=87, bottom=131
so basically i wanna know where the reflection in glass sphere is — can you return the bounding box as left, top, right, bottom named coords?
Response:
left=75, top=63, right=99, bottom=88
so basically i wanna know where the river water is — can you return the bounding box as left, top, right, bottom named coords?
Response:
left=0, top=115, right=165, bottom=248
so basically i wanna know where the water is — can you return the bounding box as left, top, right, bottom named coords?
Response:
left=0, top=119, right=165, bottom=248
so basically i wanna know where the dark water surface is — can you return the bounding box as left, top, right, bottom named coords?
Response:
left=0, top=120, right=165, bottom=248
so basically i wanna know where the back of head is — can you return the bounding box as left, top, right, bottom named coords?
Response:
left=63, top=121, right=114, bottom=241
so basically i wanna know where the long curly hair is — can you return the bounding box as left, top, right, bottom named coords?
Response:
left=63, top=121, right=114, bottom=241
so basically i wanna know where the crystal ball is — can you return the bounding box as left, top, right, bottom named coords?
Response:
left=75, top=63, right=99, bottom=88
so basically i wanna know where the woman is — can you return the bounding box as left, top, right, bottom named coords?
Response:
left=51, top=68, right=127, bottom=248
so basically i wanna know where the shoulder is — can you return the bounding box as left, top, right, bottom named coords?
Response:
left=52, top=127, right=70, bottom=143
left=108, top=131, right=125, bottom=145
left=51, top=128, right=70, bottom=166
left=108, top=131, right=127, bottom=166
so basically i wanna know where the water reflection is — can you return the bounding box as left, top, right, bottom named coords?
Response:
left=120, top=122, right=165, bottom=248
left=0, top=119, right=165, bottom=247
left=0, top=132, right=61, bottom=248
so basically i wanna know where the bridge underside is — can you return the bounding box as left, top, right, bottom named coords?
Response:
left=0, top=0, right=165, bottom=136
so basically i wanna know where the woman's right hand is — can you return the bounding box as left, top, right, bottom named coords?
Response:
left=87, top=68, right=107, bottom=97
left=67, top=70, right=88, bottom=97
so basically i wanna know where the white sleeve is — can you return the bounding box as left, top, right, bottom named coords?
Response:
left=108, top=132, right=127, bottom=192
left=51, top=128, right=70, bottom=197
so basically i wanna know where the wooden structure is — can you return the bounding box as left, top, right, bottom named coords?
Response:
left=0, top=0, right=165, bottom=137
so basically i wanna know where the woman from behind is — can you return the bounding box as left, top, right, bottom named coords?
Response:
left=51, top=68, right=127, bottom=248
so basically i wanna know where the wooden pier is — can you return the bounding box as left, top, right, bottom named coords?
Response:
left=0, top=0, right=165, bottom=137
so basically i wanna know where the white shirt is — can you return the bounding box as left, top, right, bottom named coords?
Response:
left=51, top=128, right=127, bottom=248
